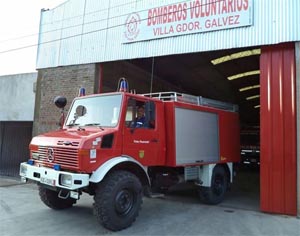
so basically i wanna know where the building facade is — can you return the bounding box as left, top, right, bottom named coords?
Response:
left=35, top=0, right=300, bottom=216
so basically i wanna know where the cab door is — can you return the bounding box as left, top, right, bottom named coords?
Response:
left=122, top=98, right=163, bottom=166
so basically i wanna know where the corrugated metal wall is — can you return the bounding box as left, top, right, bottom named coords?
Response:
left=0, top=122, right=33, bottom=177
left=37, top=0, right=300, bottom=69
left=260, top=43, right=297, bottom=215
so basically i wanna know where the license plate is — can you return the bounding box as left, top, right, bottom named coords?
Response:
left=40, top=177, right=56, bottom=186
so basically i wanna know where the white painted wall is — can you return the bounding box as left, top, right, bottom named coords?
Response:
left=0, top=72, right=37, bottom=121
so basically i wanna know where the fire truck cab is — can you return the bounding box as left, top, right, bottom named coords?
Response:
left=20, top=91, right=239, bottom=231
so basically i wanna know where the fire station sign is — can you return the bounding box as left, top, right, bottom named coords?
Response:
left=123, top=0, right=253, bottom=43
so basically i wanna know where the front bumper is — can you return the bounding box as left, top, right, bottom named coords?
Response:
left=20, top=162, right=90, bottom=190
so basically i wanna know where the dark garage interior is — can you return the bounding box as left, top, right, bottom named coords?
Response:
left=127, top=46, right=260, bottom=125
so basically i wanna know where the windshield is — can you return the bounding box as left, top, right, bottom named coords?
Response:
left=65, top=94, right=122, bottom=127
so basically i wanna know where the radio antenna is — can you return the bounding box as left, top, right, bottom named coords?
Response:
left=150, top=57, right=155, bottom=95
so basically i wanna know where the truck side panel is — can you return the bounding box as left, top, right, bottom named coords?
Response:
left=164, top=103, right=176, bottom=166
left=165, top=102, right=239, bottom=167
left=218, top=110, right=240, bottom=163
left=175, top=107, right=219, bottom=165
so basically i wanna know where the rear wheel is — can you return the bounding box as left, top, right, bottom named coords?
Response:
left=199, top=165, right=228, bottom=205
left=93, top=170, right=143, bottom=231
left=39, top=186, right=76, bottom=210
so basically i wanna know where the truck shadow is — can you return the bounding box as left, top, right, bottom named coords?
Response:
left=155, top=167, right=260, bottom=212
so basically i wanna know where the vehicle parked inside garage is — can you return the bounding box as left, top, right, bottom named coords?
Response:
left=240, top=125, right=260, bottom=167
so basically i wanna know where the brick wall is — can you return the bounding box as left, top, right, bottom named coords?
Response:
left=34, top=64, right=98, bottom=135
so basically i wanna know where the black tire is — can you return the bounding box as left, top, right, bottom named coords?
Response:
left=199, top=165, right=228, bottom=205
left=39, top=186, right=76, bottom=210
left=93, top=170, right=143, bottom=231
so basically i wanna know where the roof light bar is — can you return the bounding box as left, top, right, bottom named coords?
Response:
left=211, top=49, right=261, bottom=65
left=227, top=70, right=260, bottom=81
left=246, top=95, right=260, bottom=100
left=239, top=84, right=260, bottom=92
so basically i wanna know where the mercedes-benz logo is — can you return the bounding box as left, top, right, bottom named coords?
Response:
left=47, top=148, right=54, bottom=162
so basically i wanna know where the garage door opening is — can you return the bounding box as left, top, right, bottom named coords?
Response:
left=101, top=46, right=261, bottom=211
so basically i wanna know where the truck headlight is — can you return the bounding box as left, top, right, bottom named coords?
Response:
left=20, top=164, right=28, bottom=176
left=60, top=174, right=72, bottom=187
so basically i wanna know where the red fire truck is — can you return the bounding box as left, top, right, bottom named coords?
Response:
left=20, top=90, right=239, bottom=231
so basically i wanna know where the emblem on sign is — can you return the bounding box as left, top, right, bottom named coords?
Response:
left=124, top=13, right=141, bottom=41
left=47, top=148, right=54, bottom=162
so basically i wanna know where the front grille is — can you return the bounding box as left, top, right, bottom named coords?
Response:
left=33, top=146, right=79, bottom=169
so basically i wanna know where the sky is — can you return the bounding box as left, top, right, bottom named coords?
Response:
left=0, top=0, right=66, bottom=76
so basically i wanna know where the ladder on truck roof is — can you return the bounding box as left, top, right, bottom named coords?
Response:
left=142, top=92, right=238, bottom=112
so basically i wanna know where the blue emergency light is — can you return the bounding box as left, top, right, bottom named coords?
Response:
left=119, top=78, right=128, bottom=92
left=78, top=87, right=86, bottom=96
left=53, top=164, right=61, bottom=171
left=27, top=159, right=34, bottom=165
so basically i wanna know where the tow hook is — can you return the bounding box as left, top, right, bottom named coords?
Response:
left=58, top=189, right=70, bottom=199
left=58, top=189, right=80, bottom=200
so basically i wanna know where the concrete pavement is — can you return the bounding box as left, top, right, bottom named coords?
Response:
left=0, top=176, right=299, bottom=236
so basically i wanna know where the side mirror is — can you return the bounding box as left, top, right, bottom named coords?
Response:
left=54, top=96, right=67, bottom=109
left=75, top=105, right=87, bottom=117
left=145, top=101, right=155, bottom=128
left=54, top=96, right=67, bottom=129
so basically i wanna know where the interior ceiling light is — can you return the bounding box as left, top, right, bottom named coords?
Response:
left=239, top=84, right=260, bottom=92
left=254, top=105, right=260, bottom=109
left=246, top=95, right=260, bottom=100
left=211, top=49, right=261, bottom=65
left=227, top=70, right=260, bottom=80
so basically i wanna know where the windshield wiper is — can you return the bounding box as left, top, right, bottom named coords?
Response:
left=84, top=123, right=104, bottom=130
left=66, top=123, right=80, bottom=127
left=84, top=123, right=101, bottom=126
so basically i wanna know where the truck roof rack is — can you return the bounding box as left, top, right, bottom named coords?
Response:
left=142, top=92, right=238, bottom=112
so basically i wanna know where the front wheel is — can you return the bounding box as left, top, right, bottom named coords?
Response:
left=93, top=170, right=143, bottom=231
left=39, top=186, right=76, bottom=210
left=198, top=165, right=228, bottom=205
